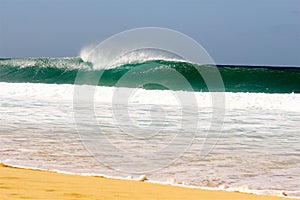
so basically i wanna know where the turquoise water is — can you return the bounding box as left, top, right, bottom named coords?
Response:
left=0, top=57, right=300, bottom=198
left=1, top=57, right=299, bottom=93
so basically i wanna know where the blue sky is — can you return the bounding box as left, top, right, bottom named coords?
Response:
left=0, top=0, right=299, bottom=66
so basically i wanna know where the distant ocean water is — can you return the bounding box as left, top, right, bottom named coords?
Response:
left=0, top=57, right=300, bottom=198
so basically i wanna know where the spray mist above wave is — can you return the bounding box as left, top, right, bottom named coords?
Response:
left=0, top=57, right=92, bottom=69
left=79, top=45, right=188, bottom=70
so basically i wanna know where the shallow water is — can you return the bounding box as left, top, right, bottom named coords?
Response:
left=0, top=82, right=299, bottom=197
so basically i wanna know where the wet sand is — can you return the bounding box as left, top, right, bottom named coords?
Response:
left=0, top=163, right=289, bottom=200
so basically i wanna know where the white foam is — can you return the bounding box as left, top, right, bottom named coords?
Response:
left=1, top=82, right=299, bottom=112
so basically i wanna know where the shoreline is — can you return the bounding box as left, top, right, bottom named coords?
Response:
left=0, top=163, right=294, bottom=200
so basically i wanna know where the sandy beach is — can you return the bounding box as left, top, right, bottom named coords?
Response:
left=0, top=163, right=291, bottom=200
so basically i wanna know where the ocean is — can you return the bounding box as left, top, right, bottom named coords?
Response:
left=0, top=57, right=300, bottom=198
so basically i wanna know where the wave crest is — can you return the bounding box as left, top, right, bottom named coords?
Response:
left=0, top=57, right=300, bottom=93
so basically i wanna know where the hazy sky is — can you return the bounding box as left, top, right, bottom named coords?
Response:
left=0, top=0, right=299, bottom=65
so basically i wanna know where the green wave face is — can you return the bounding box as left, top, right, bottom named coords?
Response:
left=0, top=57, right=299, bottom=93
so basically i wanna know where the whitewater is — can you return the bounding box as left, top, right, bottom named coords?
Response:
left=0, top=81, right=300, bottom=198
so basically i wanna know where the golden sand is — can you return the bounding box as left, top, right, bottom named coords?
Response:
left=0, top=163, right=291, bottom=200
